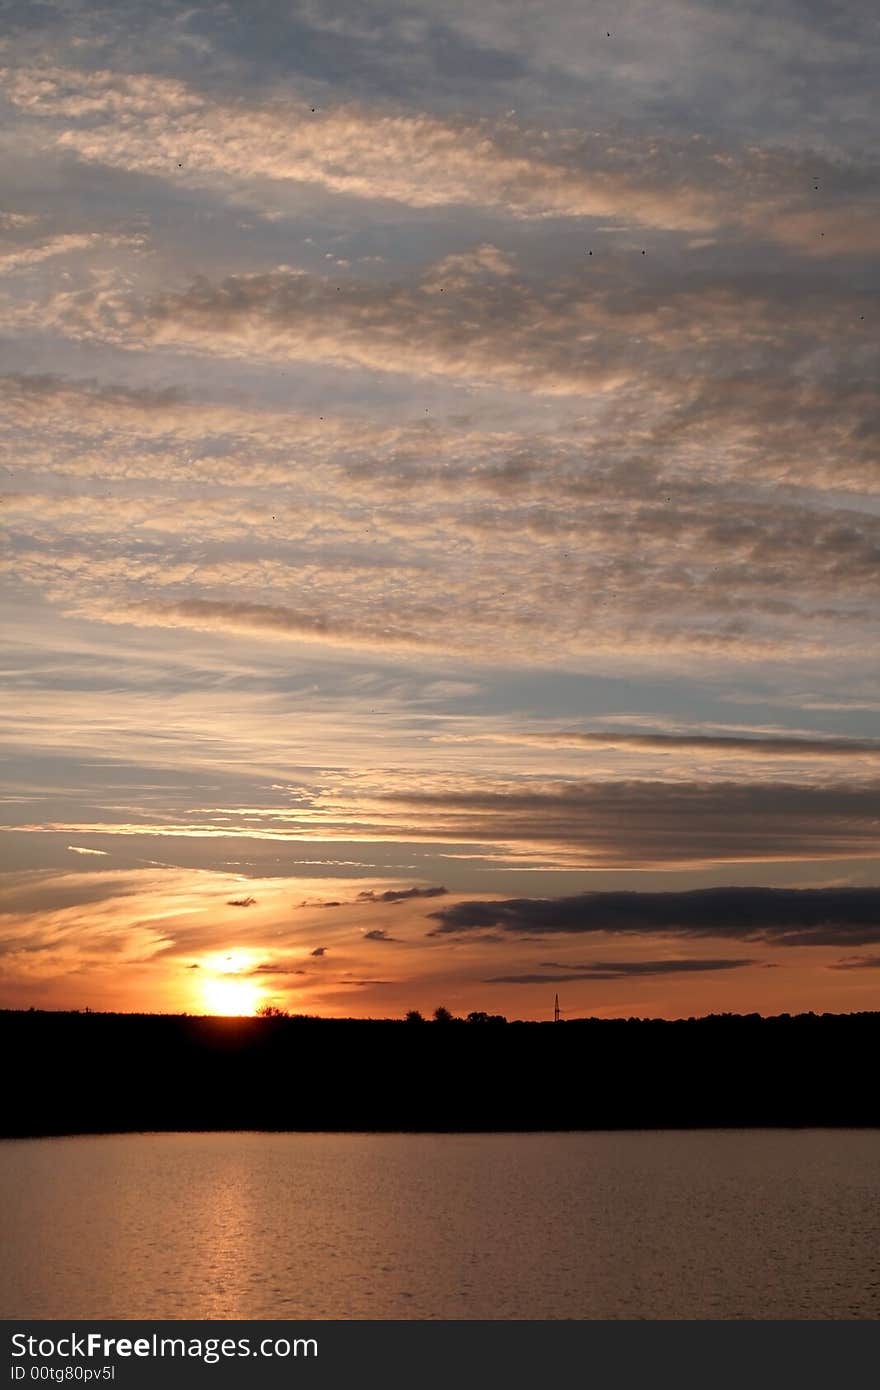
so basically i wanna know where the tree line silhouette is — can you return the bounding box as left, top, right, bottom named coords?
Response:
left=3, top=1006, right=879, bottom=1136
left=257, top=1004, right=509, bottom=1023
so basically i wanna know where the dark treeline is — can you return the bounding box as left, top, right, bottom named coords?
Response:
left=2, top=1008, right=879, bottom=1136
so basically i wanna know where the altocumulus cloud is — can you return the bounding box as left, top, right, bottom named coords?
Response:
left=42, top=253, right=877, bottom=410
left=0, top=66, right=773, bottom=231
left=7, top=63, right=879, bottom=252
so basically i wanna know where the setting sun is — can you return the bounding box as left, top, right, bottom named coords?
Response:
left=198, top=952, right=264, bottom=1016
left=201, top=975, right=264, bottom=1017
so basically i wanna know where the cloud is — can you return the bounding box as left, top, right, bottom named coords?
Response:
left=226, top=895, right=256, bottom=906
left=8, top=777, right=880, bottom=871
left=3, top=363, right=877, bottom=680
left=539, top=957, right=756, bottom=976
left=50, top=261, right=628, bottom=397
left=380, top=779, right=880, bottom=867
left=0, top=213, right=40, bottom=231
left=484, top=957, right=755, bottom=983
left=307, top=887, right=449, bottom=909
left=5, top=367, right=876, bottom=669
left=363, top=928, right=401, bottom=942
left=336, top=978, right=394, bottom=986
left=356, top=885, right=448, bottom=903
left=66, top=845, right=109, bottom=857
left=110, top=599, right=427, bottom=652
left=0, top=233, right=113, bottom=275
left=429, top=885, right=880, bottom=946
left=828, top=954, right=880, bottom=971
left=406, top=0, right=879, bottom=152
left=42, top=250, right=874, bottom=413
left=9, top=61, right=880, bottom=255
left=2, top=371, right=874, bottom=504
left=1, top=3, right=878, bottom=1029
left=460, top=731, right=880, bottom=760
left=248, top=962, right=306, bottom=976
left=0, top=65, right=735, bottom=230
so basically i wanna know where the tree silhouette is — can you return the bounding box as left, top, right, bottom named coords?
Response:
left=432, top=1005, right=454, bottom=1023
left=404, top=1009, right=425, bottom=1023
left=256, top=1004, right=289, bottom=1018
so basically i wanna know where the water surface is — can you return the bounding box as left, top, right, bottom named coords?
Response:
left=2, top=1130, right=879, bottom=1318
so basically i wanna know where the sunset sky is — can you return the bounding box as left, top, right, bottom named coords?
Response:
left=1, top=0, right=878, bottom=1020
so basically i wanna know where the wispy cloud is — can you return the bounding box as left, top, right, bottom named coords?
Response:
left=829, top=954, right=880, bottom=971
left=9, top=776, right=880, bottom=871
left=484, top=957, right=756, bottom=983
left=447, top=731, right=880, bottom=761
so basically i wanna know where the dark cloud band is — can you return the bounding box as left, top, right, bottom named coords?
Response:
left=484, top=957, right=756, bottom=983
left=429, top=886, right=880, bottom=946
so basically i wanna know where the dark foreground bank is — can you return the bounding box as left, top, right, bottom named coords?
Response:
left=2, top=1009, right=878, bottom=1136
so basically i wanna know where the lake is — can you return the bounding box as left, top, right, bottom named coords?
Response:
left=2, top=1130, right=879, bottom=1319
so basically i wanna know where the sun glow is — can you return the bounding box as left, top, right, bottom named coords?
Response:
left=201, top=974, right=263, bottom=1017
left=199, top=950, right=263, bottom=1016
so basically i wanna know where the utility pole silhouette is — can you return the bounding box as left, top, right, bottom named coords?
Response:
left=554, top=993, right=561, bottom=1023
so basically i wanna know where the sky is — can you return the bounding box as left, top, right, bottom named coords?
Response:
left=0, top=0, right=878, bottom=1020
